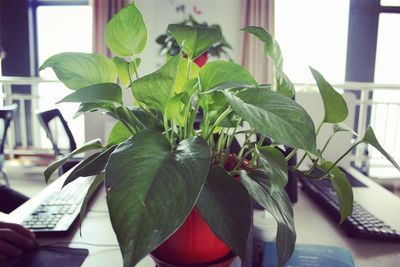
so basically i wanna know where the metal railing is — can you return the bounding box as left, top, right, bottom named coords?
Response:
left=295, top=82, right=400, bottom=179
left=1, top=76, right=399, bottom=177
left=0, top=76, right=62, bottom=157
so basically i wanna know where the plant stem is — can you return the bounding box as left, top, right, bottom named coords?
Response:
left=186, top=59, right=192, bottom=80
left=132, top=55, right=140, bottom=80
left=206, top=107, right=233, bottom=140
left=295, top=121, right=324, bottom=169
left=285, top=149, right=297, bottom=162
left=187, top=98, right=199, bottom=138
left=327, top=142, right=360, bottom=173
left=320, top=133, right=335, bottom=157
left=163, top=114, right=171, bottom=145
left=225, top=119, right=241, bottom=156
left=233, top=148, right=254, bottom=171
left=183, top=93, right=195, bottom=139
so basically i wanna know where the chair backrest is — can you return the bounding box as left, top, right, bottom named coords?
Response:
left=37, top=108, right=76, bottom=156
left=0, top=104, right=17, bottom=154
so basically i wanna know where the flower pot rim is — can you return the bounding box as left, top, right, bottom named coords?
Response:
left=151, top=251, right=236, bottom=267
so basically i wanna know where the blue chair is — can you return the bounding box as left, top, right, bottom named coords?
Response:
left=0, top=103, right=18, bottom=186
left=37, top=108, right=80, bottom=174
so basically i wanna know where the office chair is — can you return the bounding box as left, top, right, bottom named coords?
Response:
left=37, top=108, right=80, bottom=174
left=0, top=103, right=18, bottom=186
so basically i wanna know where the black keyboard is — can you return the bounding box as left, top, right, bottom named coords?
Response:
left=22, top=176, right=100, bottom=236
left=300, top=171, right=400, bottom=242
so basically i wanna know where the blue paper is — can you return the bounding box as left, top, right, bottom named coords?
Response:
left=263, top=242, right=355, bottom=267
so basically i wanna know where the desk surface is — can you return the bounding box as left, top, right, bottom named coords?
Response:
left=5, top=175, right=400, bottom=267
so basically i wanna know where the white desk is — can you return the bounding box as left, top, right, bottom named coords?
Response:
left=5, top=174, right=400, bottom=267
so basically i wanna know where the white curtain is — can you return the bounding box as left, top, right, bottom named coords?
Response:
left=241, top=0, right=274, bottom=83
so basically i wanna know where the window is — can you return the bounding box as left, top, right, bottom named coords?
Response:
left=275, top=0, right=350, bottom=83
left=30, top=0, right=92, bottom=149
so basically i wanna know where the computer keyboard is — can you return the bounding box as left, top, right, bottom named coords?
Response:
left=22, top=176, right=100, bottom=236
left=300, top=171, right=400, bottom=242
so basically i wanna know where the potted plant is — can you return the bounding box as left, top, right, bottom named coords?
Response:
left=39, top=2, right=400, bottom=267
left=155, top=15, right=232, bottom=67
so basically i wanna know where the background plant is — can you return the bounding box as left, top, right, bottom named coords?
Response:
left=39, top=3, right=400, bottom=267
left=155, top=14, right=232, bottom=59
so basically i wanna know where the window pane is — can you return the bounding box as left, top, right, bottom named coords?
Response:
left=380, top=0, right=400, bottom=7
left=374, top=14, right=400, bottom=84
left=36, top=6, right=92, bottom=148
left=275, top=0, right=350, bottom=83
left=370, top=13, right=400, bottom=178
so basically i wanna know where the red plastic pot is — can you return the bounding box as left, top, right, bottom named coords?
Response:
left=153, top=208, right=231, bottom=265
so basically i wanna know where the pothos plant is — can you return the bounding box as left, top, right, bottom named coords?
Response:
left=39, top=2, right=400, bottom=267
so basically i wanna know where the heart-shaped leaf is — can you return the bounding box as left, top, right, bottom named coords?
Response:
left=73, top=102, right=114, bottom=119
left=196, top=165, right=251, bottom=260
left=240, top=170, right=296, bottom=267
left=173, top=58, right=200, bottom=94
left=333, top=123, right=357, bottom=136
left=107, top=121, right=132, bottom=145
left=79, top=173, right=105, bottom=232
left=63, top=145, right=117, bottom=188
left=132, top=55, right=181, bottom=112
left=275, top=69, right=295, bottom=99
left=242, top=26, right=294, bottom=98
left=168, top=24, right=222, bottom=59
left=242, top=26, right=283, bottom=69
left=361, top=126, right=400, bottom=171
left=256, top=146, right=288, bottom=193
left=224, top=88, right=316, bottom=152
left=105, top=130, right=211, bottom=267
left=199, top=60, right=257, bottom=92
left=44, top=139, right=104, bottom=182
left=39, top=52, right=117, bottom=90
left=318, top=161, right=354, bottom=223
left=310, top=67, right=348, bottom=123
left=106, top=2, right=147, bottom=56
left=58, top=83, right=123, bottom=105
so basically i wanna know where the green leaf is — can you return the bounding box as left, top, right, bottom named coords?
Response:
left=62, top=152, right=100, bottom=188
left=241, top=26, right=294, bottom=98
left=196, top=165, right=251, bottom=260
left=107, top=121, right=132, bottom=145
left=224, top=88, right=316, bottom=152
left=319, top=161, right=353, bottom=223
left=39, top=52, right=117, bottom=90
left=361, top=126, right=400, bottom=171
left=165, top=94, right=185, bottom=124
left=132, top=55, right=181, bottom=112
left=62, top=145, right=117, bottom=188
left=256, top=146, right=288, bottom=193
left=44, top=139, right=104, bottom=183
left=73, top=102, right=114, bottom=119
left=173, top=58, right=199, bottom=94
left=105, top=130, right=211, bottom=266
left=275, top=69, right=296, bottom=98
left=113, top=57, right=141, bottom=86
left=199, top=60, right=257, bottom=92
left=79, top=173, right=105, bottom=232
left=130, top=108, right=164, bottom=131
left=333, top=123, right=357, bottom=136
left=168, top=24, right=222, bottom=59
left=240, top=170, right=296, bottom=267
left=105, top=2, right=147, bottom=56
left=58, top=83, right=123, bottom=105
left=310, top=67, right=348, bottom=123
left=242, top=26, right=283, bottom=69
